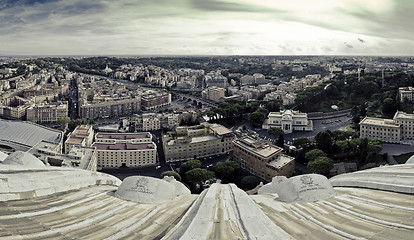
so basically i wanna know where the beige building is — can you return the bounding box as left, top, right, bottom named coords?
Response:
left=0, top=96, right=33, bottom=119
left=201, top=86, right=225, bottom=102
left=262, top=110, right=313, bottom=134
left=399, top=87, right=414, bottom=102
left=360, top=111, right=414, bottom=142
left=93, top=132, right=157, bottom=169
left=65, top=125, right=94, bottom=154
left=28, top=140, right=97, bottom=171
left=127, top=113, right=180, bottom=132
left=79, top=98, right=141, bottom=120
left=233, top=136, right=295, bottom=181
left=141, top=91, right=171, bottom=110
left=162, top=123, right=235, bottom=162
left=26, top=102, right=68, bottom=123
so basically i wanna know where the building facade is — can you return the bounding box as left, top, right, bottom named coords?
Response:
left=399, top=87, right=414, bottom=102
left=360, top=111, right=414, bottom=142
left=162, top=123, right=235, bottom=162
left=233, top=136, right=295, bottom=181
left=79, top=98, right=141, bottom=120
left=64, top=125, right=94, bottom=154
left=262, top=110, right=313, bottom=134
left=93, top=132, right=157, bottom=169
left=127, top=113, right=180, bottom=132
left=26, top=102, right=68, bottom=123
left=141, top=91, right=171, bottom=110
left=201, top=86, right=225, bottom=102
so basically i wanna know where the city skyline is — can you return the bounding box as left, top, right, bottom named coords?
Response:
left=1, top=0, right=414, bottom=56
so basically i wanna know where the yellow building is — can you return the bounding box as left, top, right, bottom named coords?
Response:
left=360, top=111, right=414, bottom=142
left=233, top=136, right=295, bottom=181
left=93, top=132, right=157, bottom=169
left=65, top=125, right=94, bottom=154
left=26, top=102, right=68, bottom=123
left=162, top=123, right=235, bottom=162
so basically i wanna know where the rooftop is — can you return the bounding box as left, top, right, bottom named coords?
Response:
left=360, top=117, right=400, bottom=127
left=93, top=142, right=156, bottom=151
left=0, top=120, right=63, bottom=148
left=1, top=163, right=414, bottom=239
left=267, top=154, right=295, bottom=169
left=236, top=136, right=283, bottom=158
left=393, top=111, right=414, bottom=120
left=96, top=132, right=151, bottom=140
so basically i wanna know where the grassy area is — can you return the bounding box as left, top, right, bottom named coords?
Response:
left=393, top=152, right=414, bottom=164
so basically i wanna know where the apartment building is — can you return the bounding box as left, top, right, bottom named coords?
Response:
left=127, top=113, right=180, bottom=131
left=93, top=132, right=157, bottom=169
left=359, top=117, right=400, bottom=142
left=233, top=136, right=295, bottom=181
left=162, top=123, right=235, bottom=162
left=360, top=111, right=414, bottom=142
left=79, top=98, right=141, bottom=119
left=399, top=87, right=414, bottom=102
left=141, top=91, right=171, bottom=110
left=201, top=86, right=225, bottom=102
left=26, top=102, right=68, bottom=123
left=0, top=96, right=33, bottom=119
left=262, top=110, right=313, bottom=134
left=65, top=125, right=94, bottom=154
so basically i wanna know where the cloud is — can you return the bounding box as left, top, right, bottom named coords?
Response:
left=0, top=0, right=414, bottom=55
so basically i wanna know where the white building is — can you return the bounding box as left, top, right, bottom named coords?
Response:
left=201, top=86, right=225, bottom=102
left=399, top=87, right=414, bottom=102
left=65, top=125, right=94, bottom=154
left=360, top=111, right=414, bottom=142
left=93, top=132, right=157, bottom=169
left=262, top=110, right=313, bottom=134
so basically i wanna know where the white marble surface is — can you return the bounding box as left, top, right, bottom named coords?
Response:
left=2, top=151, right=45, bottom=167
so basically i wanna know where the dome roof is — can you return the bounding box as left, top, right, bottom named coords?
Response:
left=406, top=154, right=414, bottom=164
left=2, top=151, right=45, bottom=167
left=115, top=176, right=190, bottom=203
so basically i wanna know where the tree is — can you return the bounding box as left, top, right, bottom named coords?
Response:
left=277, top=134, right=285, bottom=147
left=56, top=117, right=70, bottom=128
left=307, top=156, right=334, bottom=176
left=185, top=168, right=215, bottom=186
left=366, top=138, right=383, bottom=153
left=240, top=176, right=260, bottom=190
left=382, top=97, right=396, bottom=115
left=351, top=105, right=360, bottom=127
left=305, top=149, right=327, bottom=162
left=180, top=160, right=201, bottom=175
left=315, top=131, right=334, bottom=154
left=161, top=171, right=182, bottom=182
left=359, top=104, right=367, bottom=118
left=293, top=137, right=312, bottom=149
left=250, top=108, right=268, bottom=128
left=214, top=161, right=239, bottom=182
left=267, top=127, right=284, bottom=137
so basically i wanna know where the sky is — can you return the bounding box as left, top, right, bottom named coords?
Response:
left=1, top=0, right=414, bottom=56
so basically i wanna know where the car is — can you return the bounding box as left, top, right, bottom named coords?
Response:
left=155, top=165, right=161, bottom=170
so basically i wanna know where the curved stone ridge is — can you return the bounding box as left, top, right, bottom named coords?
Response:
left=0, top=165, right=121, bottom=201
left=275, top=174, right=335, bottom=202
left=0, top=151, right=7, bottom=162
left=330, top=164, right=414, bottom=194
left=115, top=176, right=190, bottom=204
left=2, top=151, right=45, bottom=167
